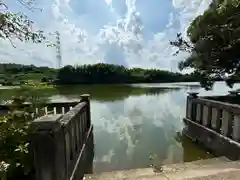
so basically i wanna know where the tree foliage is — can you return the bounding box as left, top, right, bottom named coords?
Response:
left=170, top=0, right=240, bottom=89
left=56, top=63, right=197, bottom=85
left=0, top=0, right=45, bottom=46
left=0, top=63, right=55, bottom=74
left=0, top=97, right=35, bottom=180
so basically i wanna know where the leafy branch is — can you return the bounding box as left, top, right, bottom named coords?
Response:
left=170, top=0, right=240, bottom=89
left=0, top=0, right=46, bottom=47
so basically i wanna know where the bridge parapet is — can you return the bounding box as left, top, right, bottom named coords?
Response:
left=31, top=94, right=94, bottom=180
left=184, top=92, right=240, bottom=160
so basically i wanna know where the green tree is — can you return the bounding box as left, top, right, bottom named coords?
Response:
left=56, top=63, right=197, bottom=85
left=170, top=0, right=240, bottom=89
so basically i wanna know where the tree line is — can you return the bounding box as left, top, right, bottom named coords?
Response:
left=0, top=63, right=200, bottom=85
left=56, top=63, right=198, bottom=85
left=0, top=63, right=55, bottom=74
left=0, top=63, right=57, bottom=86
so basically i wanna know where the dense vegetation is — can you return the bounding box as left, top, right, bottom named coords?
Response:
left=0, top=63, right=198, bottom=85
left=171, top=0, right=240, bottom=89
left=0, top=95, right=49, bottom=180
left=0, top=98, right=35, bottom=180
left=57, top=63, right=198, bottom=84
left=0, top=63, right=57, bottom=86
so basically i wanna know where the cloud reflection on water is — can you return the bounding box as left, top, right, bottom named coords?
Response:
left=90, top=82, right=240, bottom=172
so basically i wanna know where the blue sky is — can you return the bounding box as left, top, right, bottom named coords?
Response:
left=0, top=0, right=211, bottom=70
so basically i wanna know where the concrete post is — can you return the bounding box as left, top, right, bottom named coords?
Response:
left=80, top=94, right=91, bottom=129
left=31, top=114, right=66, bottom=180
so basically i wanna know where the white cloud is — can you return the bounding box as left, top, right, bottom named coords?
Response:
left=0, top=0, right=212, bottom=70
left=105, top=0, right=112, bottom=5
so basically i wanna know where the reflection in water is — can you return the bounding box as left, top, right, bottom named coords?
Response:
left=1, top=82, right=240, bottom=173
left=89, top=82, right=240, bottom=173
left=55, top=84, right=181, bottom=102
left=91, top=89, right=187, bottom=172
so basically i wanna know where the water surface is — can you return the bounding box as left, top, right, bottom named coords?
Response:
left=1, top=82, right=239, bottom=172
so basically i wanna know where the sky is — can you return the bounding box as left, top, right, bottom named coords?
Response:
left=0, top=0, right=212, bottom=70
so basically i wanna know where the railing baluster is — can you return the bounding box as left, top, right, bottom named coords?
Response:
left=84, top=110, right=88, bottom=132
left=35, top=108, right=39, bottom=115
left=65, top=132, right=71, bottom=177
left=44, top=107, right=48, bottom=115
left=202, top=105, right=210, bottom=127
left=75, top=115, right=80, bottom=152
left=79, top=114, right=83, bottom=148
left=53, top=107, right=57, bottom=115
left=221, top=109, right=233, bottom=137
left=82, top=112, right=85, bottom=135
left=233, top=114, right=240, bottom=142
left=196, top=103, right=202, bottom=123
left=71, top=122, right=76, bottom=160
left=211, top=107, right=220, bottom=132
left=69, top=123, right=73, bottom=161
left=186, top=96, right=192, bottom=119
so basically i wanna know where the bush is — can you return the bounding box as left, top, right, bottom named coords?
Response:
left=0, top=98, right=38, bottom=180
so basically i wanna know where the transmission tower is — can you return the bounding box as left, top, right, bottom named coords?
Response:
left=55, top=31, right=62, bottom=69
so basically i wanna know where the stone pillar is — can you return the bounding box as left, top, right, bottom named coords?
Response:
left=80, top=94, right=91, bottom=129
left=31, top=114, right=66, bottom=180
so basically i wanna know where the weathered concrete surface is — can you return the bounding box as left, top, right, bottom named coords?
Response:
left=84, top=157, right=240, bottom=180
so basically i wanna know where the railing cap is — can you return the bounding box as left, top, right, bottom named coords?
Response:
left=31, top=114, right=63, bottom=132
left=59, top=102, right=87, bottom=125
left=187, top=92, right=199, bottom=98
left=80, top=94, right=90, bottom=101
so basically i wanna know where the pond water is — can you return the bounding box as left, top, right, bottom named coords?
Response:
left=1, top=82, right=240, bottom=172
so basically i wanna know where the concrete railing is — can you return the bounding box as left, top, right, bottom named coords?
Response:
left=0, top=100, right=80, bottom=117
left=31, top=94, right=94, bottom=180
left=184, top=92, right=240, bottom=159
